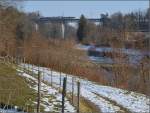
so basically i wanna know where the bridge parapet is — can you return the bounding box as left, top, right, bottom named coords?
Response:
left=35, top=16, right=101, bottom=23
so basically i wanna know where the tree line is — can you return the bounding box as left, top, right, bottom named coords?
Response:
left=77, top=9, right=149, bottom=49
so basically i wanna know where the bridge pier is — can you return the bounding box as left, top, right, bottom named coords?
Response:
left=35, top=22, right=65, bottom=39
left=61, top=22, right=65, bottom=39
left=35, top=23, right=39, bottom=32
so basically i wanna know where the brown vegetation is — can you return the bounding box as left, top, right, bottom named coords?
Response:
left=0, top=3, right=149, bottom=95
left=22, top=32, right=108, bottom=85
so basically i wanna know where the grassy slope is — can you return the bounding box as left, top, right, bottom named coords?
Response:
left=0, top=62, right=36, bottom=111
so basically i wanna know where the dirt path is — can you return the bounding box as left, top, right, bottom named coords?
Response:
left=93, top=92, right=132, bottom=113
left=68, top=95, right=101, bottom=113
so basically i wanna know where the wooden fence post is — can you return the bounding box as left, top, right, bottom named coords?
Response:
left=37, top=71, right=41, bottom=113
left=43, top=67, right=44, bottom=80
left=28, top=63, right=30, bottom=74
left=77, top=81, right=80, bottom=113
left=59, top=72, right=62, bottom=90
left=11, top=57, right=13, bottom=64
left=51, top=69, right=53, bottom=86
left=62, top=77, right=67, bottom=113
left=32, top=64, right=34, bottom=76
left=23, top=57, right=25, bottom=72
left=72, top=77, right=74, bottom=104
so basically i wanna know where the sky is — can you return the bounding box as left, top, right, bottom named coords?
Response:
left=23, top=1, right=149, bottom=18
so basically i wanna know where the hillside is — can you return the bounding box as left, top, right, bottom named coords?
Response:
left=0, top=62, right=36, bottom=112
left=19, top=63, right=150, bottom=113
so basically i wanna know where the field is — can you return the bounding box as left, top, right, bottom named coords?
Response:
left=0, top=62, right=36, bottom=112
left=0, top=61, right=100, bottom=113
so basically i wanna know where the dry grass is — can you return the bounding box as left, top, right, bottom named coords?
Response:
left=0, top=61, right=36, bottom=112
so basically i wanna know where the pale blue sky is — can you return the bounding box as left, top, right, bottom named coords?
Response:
left=23, top=1, right=149, bottom=18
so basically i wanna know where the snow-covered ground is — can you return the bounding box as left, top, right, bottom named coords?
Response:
left=17, top=69, right=76, bottom=113
left=0, top=108, right=26, bottom=113
left=89, top=56, right=114, bottom=64
left=76, top=44, right=150, bottom=56
left=20, top=64, right=150, bottom=113
left=76, top=44, right=149, bottom=65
